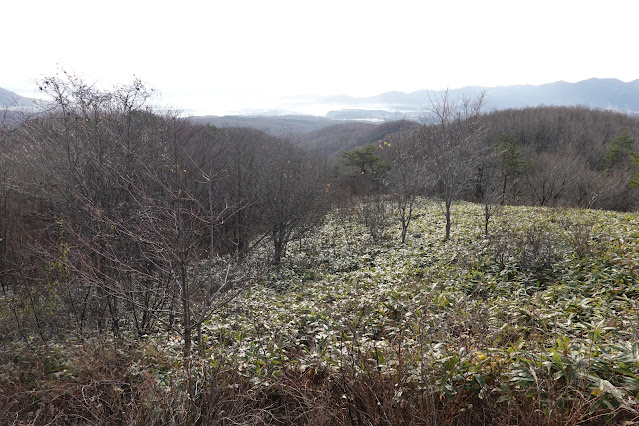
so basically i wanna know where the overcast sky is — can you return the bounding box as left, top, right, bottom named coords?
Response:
left=4, top=0, right=639, bottom=115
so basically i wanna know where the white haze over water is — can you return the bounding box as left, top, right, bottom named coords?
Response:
left=173, top=93, right=409, bottom=118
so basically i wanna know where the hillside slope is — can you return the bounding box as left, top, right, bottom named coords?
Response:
left=187, top=114, right=337, bottom=134
left=296, top=119, right=422, bottom=156
left=0, top=87, right=38, bottom=108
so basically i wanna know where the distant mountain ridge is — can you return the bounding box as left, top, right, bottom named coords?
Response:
left=192, top=78, right=639, bottom=124
left=5, top=77, right=639, bottom=126
left=319, top=78, right=639, bottom=119
left=0, top=87, right=38, bottom=109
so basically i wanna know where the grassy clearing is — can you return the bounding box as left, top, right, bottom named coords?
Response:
left=3, top=199, right=639, bottom=424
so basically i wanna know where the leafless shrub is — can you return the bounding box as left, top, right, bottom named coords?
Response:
left=354, top=194, right=393, bottom=243
left=489, top=222, right=560, bottom=284
left=561, top=219, right=601, bottom=259
left=519, top=224, right=561, bottom=280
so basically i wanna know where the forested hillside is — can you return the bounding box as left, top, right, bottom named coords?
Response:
left=188, top=114, right=336, bottom=135
left=476, top=106, right=639, bottom=210
left=297, top=119, right=422, bottom=156
left=2, top=76, right=639, bottom=424
left=195, top=105, right=639, bottom=211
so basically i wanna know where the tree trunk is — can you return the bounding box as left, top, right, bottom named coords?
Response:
left=484, top=204, right=490, bottom=237
left=273, top=238, right=284, bottom=266
left=445, top=200, right=452, bottom=241
left=181, top=264, right=191, bottom=359
left=501, top=174, right=508, bottom=205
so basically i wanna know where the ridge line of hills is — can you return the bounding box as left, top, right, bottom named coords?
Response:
left=5, top=78, right=639, bottom=124
left=4, top=78, right=639, bottom=157
left=188, top=78, right=639, bottom=130
left=326, top=77, right=639, bottom=113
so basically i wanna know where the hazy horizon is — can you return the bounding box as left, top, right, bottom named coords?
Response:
left=8, top=76, right=639, bottom=118
left=5, top=1, right=639, bottom=116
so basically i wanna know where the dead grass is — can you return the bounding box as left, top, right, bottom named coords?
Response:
left=2, top=338, right=637, bottom=425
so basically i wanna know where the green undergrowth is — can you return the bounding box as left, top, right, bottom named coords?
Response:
left=198, top=200, right=639, bottom=422
left=3, top=199, right=639, bottom=424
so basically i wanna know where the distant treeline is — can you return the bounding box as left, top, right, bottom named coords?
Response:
left=334, top=106, right=639, bottom=212
left=478, top=106, right=639, bottom=210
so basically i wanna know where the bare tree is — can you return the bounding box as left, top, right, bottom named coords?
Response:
left=213, top=127, right=272, bottom=256
left=524, top=147, right=584, bottom=207
left=255, top=139, right=330, bottom=265
left=95, top=115, right=251, bottom=357
left=380, top=120, right=428, bottom=243
left=3, top=73, right=256, bottom=356
left=0, top=108, right=9, bottom=295
left=419, top=90, right=486, bottom=240
left=0, top=74, right=153, bottom=338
